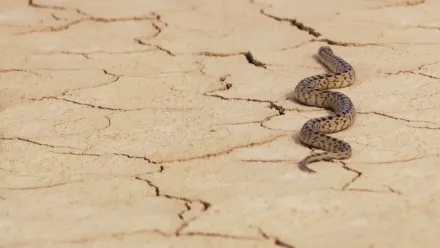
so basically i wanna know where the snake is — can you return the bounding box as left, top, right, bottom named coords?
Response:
left=292, top=46, right=356, bottom=173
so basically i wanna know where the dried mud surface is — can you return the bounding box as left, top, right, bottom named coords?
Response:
left=1, top=0, right=440, bottom=247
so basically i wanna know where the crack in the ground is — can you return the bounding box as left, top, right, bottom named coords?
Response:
left=278, top=40, right=312, bottom=51
left=31, top=96, right=143, bottom=112
left=133, top=37, right=379, bottom=71
left=358, top=111, right=436, bottom=124
left=19, top=14, right=156, bottom=34
left=22, top=4, right=160, bottom=34
left=26, top=134, right=288, bottom=167
left=52, top=117, right=87, bottom=130
left=28, top=0, right=65, bottom=10
left=50, top=13, right=63, bottom=21
left=135, top=38, right=176, bottom=56
left=62, top=74, right=121, bottom=94
left=373, top=0, right=425, bottom=9
left=102, top=69, right=121, bottom=77
left=104, top=116, right=111, bottom=128
left=37, top=73, right=121, bottom=99
left=133, top=18, right=167, bottom=41
left=52, top=151, right=165, bottom=175
left=408, top=125, right=440, bottom=131
left=243, top=51, right=267, bottom=69
left=0, top=68, right=40, bottom=75
left=81, top=229, right=170, bottom=243
left=29, top=73, right=123, bottom=106
left=311, top=38, right=393, bottom=48
left=259, top=7, right=321, bottom=37
left=242, top=159, right=295, bottom=163
left=222, top=113, right=279, bottom=126
left=341, top=188, right=384, bottom=193
left=59, top=97, right=142, bottom=111
left=133, top=176, right=211, bottom=235
left=268, top=102, right=286, bottom=115
left=202, top=73, right=286, bottom=119
left=417, top=72, right=440, bottom=80
left=203, top=91, right=285, bottom=114
left=383, top=63, right=440, bottom=80
left=181, top=232, right=261, bottom=240
left=8, top=227, right=265, bottom=247
left=35, top=49, right=156, bottom=59
left=113, top=153, right=157, bottom=164
left=256, top=3, right=401, bottom=49
left=17, top=19, right=83, bottom=34
left=203, top=79, right=232, bottom=95
left=203, top=93, right=288, bottom=130
left=197, top=51, right=241, bottom=57
left=260, top=114, right=290, bottom=131
left=202, top=76, right=288, bottom=130
left=0, top=137, right=82, bottom=150
left=75, top=8, right=158, bottom=23
left=197, top=51, right=268, bottom=69
left=152, top=44, right=176, bottom=56
left=279, top=36, right=398, bottom=50
left=150, top=21, right=163, bottom=39
left=158, top=133, right=288, bottom=164
left=363, top=154, right=439, bottom=165
left=328, top=187, right=402, bottom=195
left=194, top=61, right=207, bottom=75
left=409, top=91, right=440, bottom=106
left=219, top=74, right=231, bottom=83
left=388, top=186, right=403, bottom=195
left=220, top=111, right=288, bottom=132
left=339, top=161, right=363, bottom=190
left=51, top=151, right=101, bottom=157
left=257, top=228, right=296, bottom=248
left=403, top=25, right=440, bottom=32
left=283, top=107, right=323, bottom=113
left=2, top=180, right=82, bottom=191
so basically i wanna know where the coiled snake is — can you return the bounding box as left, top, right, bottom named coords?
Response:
left=293, top=46, right=356, bottom=173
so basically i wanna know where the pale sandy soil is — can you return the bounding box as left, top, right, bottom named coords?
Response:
left=1, top=0, right=440, bottom=247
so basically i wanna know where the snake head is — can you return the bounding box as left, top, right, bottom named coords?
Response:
left=318, top=46, right=333, bottom=55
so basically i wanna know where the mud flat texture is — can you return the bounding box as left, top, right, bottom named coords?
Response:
left=1, top=0, right=440, bottom=248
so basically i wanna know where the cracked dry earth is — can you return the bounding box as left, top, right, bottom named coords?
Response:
left=1, top=0, right=440, bottom=247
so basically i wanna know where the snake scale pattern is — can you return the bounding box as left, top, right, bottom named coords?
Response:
left=293, top=46, right=356, bottom=173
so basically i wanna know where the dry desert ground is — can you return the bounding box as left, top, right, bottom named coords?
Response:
left=1, top=0, right=440, bottom=248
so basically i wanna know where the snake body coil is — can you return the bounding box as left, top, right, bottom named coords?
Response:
left=293, top=46, right=356, bottom=173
